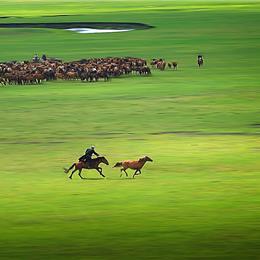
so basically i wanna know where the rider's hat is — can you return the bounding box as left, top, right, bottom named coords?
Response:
left=91, top=145, right=95, bottom=149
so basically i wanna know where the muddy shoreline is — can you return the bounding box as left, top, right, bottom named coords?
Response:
left=0, top=22, right=153, bottom=30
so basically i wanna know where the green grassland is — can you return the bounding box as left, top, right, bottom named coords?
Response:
left=0, top=1, right=260, bottom=259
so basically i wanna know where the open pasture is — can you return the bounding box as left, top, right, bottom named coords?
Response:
left=0, top=0, right=260, bottom=259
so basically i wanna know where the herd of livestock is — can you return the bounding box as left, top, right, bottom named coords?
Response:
left=0, top=56, right=181, bottom=86
left=0, top=57, right=152, bottom=86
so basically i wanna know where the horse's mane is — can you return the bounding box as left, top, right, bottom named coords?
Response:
left=92, top=156, right=105, bottom=161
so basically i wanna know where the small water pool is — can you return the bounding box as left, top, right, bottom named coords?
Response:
left=66, top=28, right=134, bottom=34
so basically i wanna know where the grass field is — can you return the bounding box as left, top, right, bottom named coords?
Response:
left=0, top=0, right=260, bottom=259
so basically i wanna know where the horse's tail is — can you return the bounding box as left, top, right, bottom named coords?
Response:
left=64, top=163, right=76, bottom=173
left=113, top=162, right=122, bottom=168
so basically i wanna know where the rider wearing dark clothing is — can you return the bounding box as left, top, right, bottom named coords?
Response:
left=33, top=54, right=40, bottom=63
left=42, top=54, right=47, bottom=61
left=197, top=54, right=204, bottom=67
left=79, top=146, right=99, bottom=165
left=198, top=54, right=204, bottom=60
left=84, top=147, right=99, bottom=160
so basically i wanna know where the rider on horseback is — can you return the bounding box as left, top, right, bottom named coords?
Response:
left=79, top=145, right=99, bottom=168
left=198, top=54, right=204, bottom=61
left=197, top=54, right=204, bottom=67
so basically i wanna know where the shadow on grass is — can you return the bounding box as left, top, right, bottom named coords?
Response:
left=107, top=177, right=153, bottom=181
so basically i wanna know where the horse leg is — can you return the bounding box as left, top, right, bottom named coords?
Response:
left=133, top=169, right=139, bottom=178
left=120, top=168, right=128, bottom=177
left=136, top=169, right=142, bottom=175
left=133, top=169, right=142, bottom=178
left=78, top=169, right=86, bottom=179
left=69, top=168, right=77, bottom=179
left=64, top=163, right=76, bottom=173
left=97, top=167, right=105, bottom=178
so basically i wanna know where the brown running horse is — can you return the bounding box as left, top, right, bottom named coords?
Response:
left=64, top=156, right=109, bottom=179
left=113, top=156, right=153, bottom=178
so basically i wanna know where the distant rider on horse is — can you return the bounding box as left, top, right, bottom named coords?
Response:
left=198, top=54, right=204, bottom=67
left=78, top=145, right=99, bottom=167
left=33, top=54, right=40, bottom=63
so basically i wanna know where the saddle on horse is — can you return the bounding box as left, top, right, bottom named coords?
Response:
left=78, top=156, right=92, bottom=169
left=78, top=145, right=99, bottom=169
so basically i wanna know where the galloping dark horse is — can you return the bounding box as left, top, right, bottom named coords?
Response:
left=64, top=156, right=109, bottom=179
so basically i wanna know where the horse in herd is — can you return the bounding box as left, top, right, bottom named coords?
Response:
left=151, top=56, right=205, bottom=70
left=151, top=59, right=177, bottom=71
left=64, top=155, right=153, bottom=179
left=0, top=57, right=151, bottom=86
left=0, top=55, right=205, bottom=86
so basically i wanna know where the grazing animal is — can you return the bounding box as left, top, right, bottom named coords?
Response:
left=65, top=71, right=78, bottom=80
left=136, top=66, right=151, bottom=75
left=64, top=156, right=109, bottom=179
left=156, top=61, right=166, bottom=71
left=168, top=62, right=178, bottom=70
left=151, top=59, right=166, bottom=71
left=150, top=59, right=158, bottom=67
left=172, top=62, right=178, bottom=70
left=113, top=156, right=153, bottom=178
left=0, top=77, right=6, bottom=86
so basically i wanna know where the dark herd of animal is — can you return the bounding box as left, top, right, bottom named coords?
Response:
left=0, top=57, right=151, bottom=86
left=0, top=56, right=203, bottom=86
